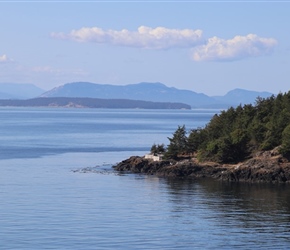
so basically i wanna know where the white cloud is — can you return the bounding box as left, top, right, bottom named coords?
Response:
left=0, top=54, right=12, bottom=63
left=192, top=34, right=277, bottom=62
left=51, top=26, right=203, bottom=49
left=52, top=26, right=278, bottom=61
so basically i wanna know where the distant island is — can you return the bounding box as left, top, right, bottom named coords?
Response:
left=41, top=82, right=273, bottom=108
left=0, top=81, right=273, bottom=109
left=114, top=91, right=290, bottom=183
left=0, top=97, right=191, bottom=109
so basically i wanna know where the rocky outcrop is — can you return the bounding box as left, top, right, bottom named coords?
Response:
left=113, top=152, right=290, bottom=183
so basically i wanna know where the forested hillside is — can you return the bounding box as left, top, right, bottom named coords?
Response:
left=0, top=97, right=190, bottom=109
left=163, top=91, right=290, bottom=163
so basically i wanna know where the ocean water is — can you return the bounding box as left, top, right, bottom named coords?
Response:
left=1, top=107, right=290, bottom=249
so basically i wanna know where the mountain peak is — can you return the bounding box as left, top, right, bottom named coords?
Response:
left=213, top=88, right=273, bottom=105
left=40, top=81, right=214, bottom=107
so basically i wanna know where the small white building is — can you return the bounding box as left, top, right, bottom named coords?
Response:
left=144, top=153, right=163, bottom=161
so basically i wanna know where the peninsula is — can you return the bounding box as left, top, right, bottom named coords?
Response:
left=114, top=91, right=290, bottom=183
left=113, top=149, right=290, bottom=183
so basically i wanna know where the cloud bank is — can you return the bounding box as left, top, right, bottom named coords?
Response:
left=51, top=26, right=203, bottom=50
left=52, top=26, right=277, bottom=61
left=192, top=34, right=277, bottom=62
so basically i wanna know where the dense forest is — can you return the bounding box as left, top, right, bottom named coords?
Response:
left=152, top=91, right=290, bottom=163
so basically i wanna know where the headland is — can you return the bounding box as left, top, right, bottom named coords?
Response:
left=113, top=148, right=290, bottom=183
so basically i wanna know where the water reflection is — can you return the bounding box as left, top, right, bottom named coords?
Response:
left=144, top=176, right=290, bottom=248
left=162, top=178, right=290, bottom=214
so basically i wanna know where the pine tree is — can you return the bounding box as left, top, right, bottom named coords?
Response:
left=280, top=124, right=290, bottom=157
left=165, top=125, right=188, bottom=159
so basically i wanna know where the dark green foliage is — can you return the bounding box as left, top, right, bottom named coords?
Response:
left=187, top=128, right=207, bottom=152
left=150, top=143, right=166, bottom=155
left=280, top=124, right=290, bottom=156
left=163, top=91, right=290, bottom=163
left=165, top=125, right=188, bottom=159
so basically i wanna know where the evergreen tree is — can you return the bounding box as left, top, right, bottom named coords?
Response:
left=165, top=125, right=188, bottom=159
left=162, top=91, right=290, bottom=163
left=150, top=143, right=165, bottom=155
left=187, top=128, right=207, bottom=154
left=280, top=124, right=290, bottom=157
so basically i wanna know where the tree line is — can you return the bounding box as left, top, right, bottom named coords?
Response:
left=151, top=91, right=290, bottom=163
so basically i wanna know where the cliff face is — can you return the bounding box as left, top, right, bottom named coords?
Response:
left=113, top=151, right=290, bottom=183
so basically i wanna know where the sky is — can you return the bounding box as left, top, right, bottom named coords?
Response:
left=0, top=1, right=289, bottom=96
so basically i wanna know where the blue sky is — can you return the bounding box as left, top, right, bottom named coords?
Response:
left=0, top=1, right=289, bottom=95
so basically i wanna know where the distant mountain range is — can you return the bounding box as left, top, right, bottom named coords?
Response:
left=40, top=82, right=273, bottom=108
left=212, top=88, right=273, bottom=107
left=0, top=83, right=45, bottom=99
left=40, top=82, right=215, bottom=107
left=0, top=81, right=274, bottom=108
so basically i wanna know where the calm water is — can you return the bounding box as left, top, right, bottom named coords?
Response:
left=1, top=107, right=290, bottom=249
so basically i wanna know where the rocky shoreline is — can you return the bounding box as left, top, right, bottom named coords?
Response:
left=113, top=149, right=290, bottom=183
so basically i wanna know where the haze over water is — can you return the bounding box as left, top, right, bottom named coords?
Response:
left=1, top=108, right=290, bottom=249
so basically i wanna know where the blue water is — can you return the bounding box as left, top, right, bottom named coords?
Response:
left=1, top=107, right=290, bottom=249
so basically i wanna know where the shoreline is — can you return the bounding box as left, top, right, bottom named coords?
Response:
left=113, top=150, right=290, bottom=183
